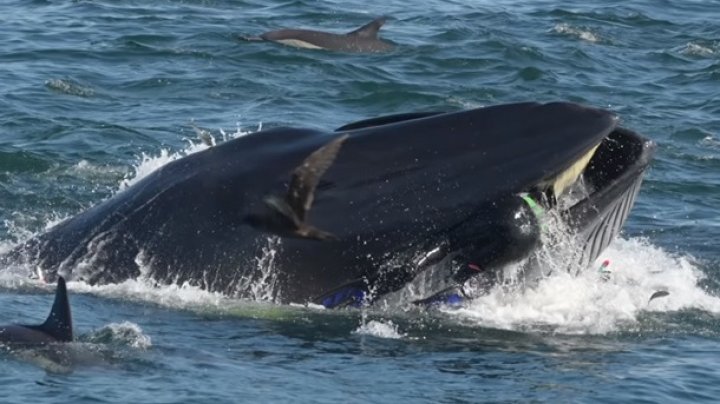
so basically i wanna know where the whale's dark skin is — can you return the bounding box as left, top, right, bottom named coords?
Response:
left=0, top=277, right=73, bottom=346
left=5, top=102, right=617, bottom=305
left=243, top=17, right=394, bottom=53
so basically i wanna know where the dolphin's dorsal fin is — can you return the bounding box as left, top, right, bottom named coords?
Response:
left=27, top=277, right=73, bottom=342
left=347, top=17, right=387, bottom=38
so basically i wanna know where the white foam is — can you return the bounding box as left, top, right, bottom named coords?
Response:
left=1, top=234, right=715, bottom=337
left=90, top=321, right=152, bottom=349
left=45, top=78, right=95, bottom=97
left=72, top=159, right=127, bottom=179
left=553, top=23, right=600, bottom=43
left=700, top=135, right=720, bottom=150
left=681, top=42, right=717, bottom=57
left=446, top=237, right=718, bottom=334
left=353, top=319, right=406, bottom=339
left=119, top=123, right=260, bottom=190
left=67, top=278, right=229, bottom=311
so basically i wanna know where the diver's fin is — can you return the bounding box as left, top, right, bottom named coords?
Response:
left=314, top=279, right=369, bottom=308
left=347, top=17, right=386, bottom=38
left=26, top=277, right=73, bottom=342
left=411, top=287, right=465, bottom=307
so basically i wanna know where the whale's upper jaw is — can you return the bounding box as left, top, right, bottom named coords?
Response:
left=322, top=102, right=618, bottom=211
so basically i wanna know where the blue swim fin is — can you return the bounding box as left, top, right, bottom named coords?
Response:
left=314, top=279, right=369, bottom=309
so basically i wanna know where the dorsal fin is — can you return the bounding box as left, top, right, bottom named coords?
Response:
left=347, top=17, right=387, bottom=38
left=27, top=277, right=73, bottom=342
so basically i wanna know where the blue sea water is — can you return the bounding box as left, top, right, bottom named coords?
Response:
left=1, top=0, right=719, bottom=402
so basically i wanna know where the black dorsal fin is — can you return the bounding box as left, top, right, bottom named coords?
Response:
left=347, top=17, right=387, bottom=38
left=30, top=277, right=73, bottom=342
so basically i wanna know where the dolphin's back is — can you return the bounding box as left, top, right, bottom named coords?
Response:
left=0, top=277, right=73, bottom=345
left=257, top=17, right=394, bottom=52
left=0, top=325, right=57, bottom=345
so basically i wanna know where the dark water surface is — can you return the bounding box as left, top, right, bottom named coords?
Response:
left=1, top=0, right=719, bottom=402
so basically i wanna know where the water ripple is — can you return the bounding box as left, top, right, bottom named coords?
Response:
left=45, top=78, right=95, bottom=97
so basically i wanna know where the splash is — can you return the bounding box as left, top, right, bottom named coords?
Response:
left=553, top=23, right=600, bottom=43
left=241, top=236, right=282, bottom=302
left=371, top=198, right=718, bottom=335
left=700, top=135, right=720, bottom=150
left=445, top=238, right=719, bottom=334
left=119, top=122, right=261, bottom=190
left=72, top=160, right=128, bottom=179
left=680, top=42, right=717, bottom=57
left=353, top=319, right=406, bottom=339
left=83, top=321, right=152, bottom=349
left=45, top=78, right=95, bottom=97
left=67, top=278, right=228, bottom=311
left=2, top=232, right=715, bottom=337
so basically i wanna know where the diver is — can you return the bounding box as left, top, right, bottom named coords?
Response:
left=316, top=192, right=547, bottom=309
left=412, top=192, right=546, bottom=307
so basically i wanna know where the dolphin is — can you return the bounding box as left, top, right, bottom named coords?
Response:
left=1, top=102, right=655, bottom=308
left=242, top=17, right=394, bottom=53
left=0, top=277, right=73, bottom=346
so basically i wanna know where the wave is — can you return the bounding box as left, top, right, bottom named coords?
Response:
left=552, top=23, right=601, bottom=43
left=45, top=78, right=95, bottom=97
left=681, top=42, right=717, bottom=57
left=81, top=321, right=152, bottom=349
left=353, top=320, right=407, bottom=339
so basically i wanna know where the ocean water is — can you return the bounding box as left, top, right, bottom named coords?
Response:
left=1, top=0, right=719, bottom=402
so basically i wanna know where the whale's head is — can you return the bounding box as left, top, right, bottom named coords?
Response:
left=309, top=102, right=651, bottom=303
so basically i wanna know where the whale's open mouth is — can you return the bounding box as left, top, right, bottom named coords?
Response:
left=558, top=127, right=655, bottom=269
left=406, top=127, right=655, bottom=307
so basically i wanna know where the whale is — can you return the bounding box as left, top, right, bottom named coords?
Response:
left=1, top=102, right=655, bottom=308
left=0, top=277, right=73, bottom=346
left=242, top=17, right=394, bottom=53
